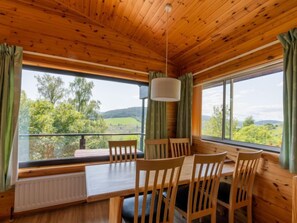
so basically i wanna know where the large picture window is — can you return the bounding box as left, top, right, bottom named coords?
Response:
left=19, top=66, right=147, bottom=166
left=201, top=71, right=283, bottom=151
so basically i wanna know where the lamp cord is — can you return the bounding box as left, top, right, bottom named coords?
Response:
left=165, top=7, right=168, bottom=77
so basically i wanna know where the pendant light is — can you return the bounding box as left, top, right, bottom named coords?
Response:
left=150, top=3, right=181, bottom=102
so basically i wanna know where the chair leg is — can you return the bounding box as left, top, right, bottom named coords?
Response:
left=211, top=211, right=216, bottom=223
left=247, top=201, right=253, bottom=223
left=187, top=217, right=192, bottom=223
left=228, top=209, right=234, bottom=223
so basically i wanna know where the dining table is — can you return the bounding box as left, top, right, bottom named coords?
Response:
left=85, top=155, right=235, bottom=223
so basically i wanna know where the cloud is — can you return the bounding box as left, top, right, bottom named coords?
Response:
left=234, top=104, right=283, bottom=121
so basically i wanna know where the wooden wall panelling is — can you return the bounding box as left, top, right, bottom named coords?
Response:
left=192, top=138, right=294, bottom=223
left=193, top=43, right=283, bottom=85
left=180, top=1, right=297, bottom=74
left=0, top=188, right=14, bottom=220
left=0, top=0, right=178, bottom=77
left=170, top=0, right=267, bottom=60
left=175, top=0, right=285, bottom=62
left=0, top=25, right=167, bottom=75
left=13, top=0, right=297, bottom=74
left=293, top=176, right=297, bottom=223
left=192, top=85, right=202, bottom=137
left=167, top=102, right=178, bottom=138
left=15, top=0, right=99, bottom=27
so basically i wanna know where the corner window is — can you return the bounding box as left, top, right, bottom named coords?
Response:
left=19, top=66, right=147, bottom=167
left=201, top=71, right=283, bottom=152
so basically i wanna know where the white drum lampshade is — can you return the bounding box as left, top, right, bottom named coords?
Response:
left=151, top=77, right=181, bottom=102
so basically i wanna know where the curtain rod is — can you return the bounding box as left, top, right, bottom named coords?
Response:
left=193, top=40, right=280, bottom=76
left=23, top=51, right=149, bottom=75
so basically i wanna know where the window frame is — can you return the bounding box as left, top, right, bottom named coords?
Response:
left=201, top=66, right=283, bottom=153
left=19, top=65, right=148, bottom=168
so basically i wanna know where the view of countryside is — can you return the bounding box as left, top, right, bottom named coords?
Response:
left=19, top=69, right=146, bottom=162
left=202, top=72, right=283, bottom=148
left=202, top=109, right=283, bottom=147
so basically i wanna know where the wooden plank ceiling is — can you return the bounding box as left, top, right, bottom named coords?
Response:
left=2, top=0, right=297, bottom=77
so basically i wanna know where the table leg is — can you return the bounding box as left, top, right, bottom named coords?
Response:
left=109, top=196, right=123, bottom=223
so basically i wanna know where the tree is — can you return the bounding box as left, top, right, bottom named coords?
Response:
left=35, top=74, right=65, bottom=105
left=69, top=77, right=94, bottom=113
left=203, top=105, right=238, bottom=138
left=233, top=125, right=275, bottom=145
left=19, top=91, right=31, bottom=134
left=243, top=116, right=255, bottom=127
left=28, top=100, right=55, bottom=134
left=203, top=106, right=223, bottom=137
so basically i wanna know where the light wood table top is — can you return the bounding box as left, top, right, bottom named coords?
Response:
left=85, top=155, right=235, bottom=202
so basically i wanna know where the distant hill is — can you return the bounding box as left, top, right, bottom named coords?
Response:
left=202, top=115, right=211, bottom=122
left=201, top=115, right=282, bottom=127
left=101, top=107, right=146, bottom=122
left=255, top=120, right=283, bottom=126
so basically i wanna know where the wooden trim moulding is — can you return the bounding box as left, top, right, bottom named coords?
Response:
left=192, top=40, right=280, bottom=77
left=18, top=161, right=110, bottom=179
left=23, top=51, right=150, bottom=83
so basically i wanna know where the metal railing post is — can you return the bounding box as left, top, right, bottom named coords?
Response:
left=80, top=135, right=86, bottom=150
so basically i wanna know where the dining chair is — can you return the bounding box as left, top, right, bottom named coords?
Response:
left=121, top=156, right=185, bottom=223
left=169, top=138, right=191, bottom=157
left=145, top=138, right=169, bottom=159
left=108, top=140, right=138, bottom=163
left=173, top=152, right=227, bottom=223
left=217, top=150, right=262, bottom=223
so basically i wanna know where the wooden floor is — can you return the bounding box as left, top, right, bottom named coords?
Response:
left=0, top=200, right=245, bottom=223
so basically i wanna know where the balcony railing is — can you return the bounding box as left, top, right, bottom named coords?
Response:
left=18, top=133, right=145, bottom=164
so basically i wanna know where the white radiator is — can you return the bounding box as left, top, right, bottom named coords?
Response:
left=14, top=172, right=87, bottom=212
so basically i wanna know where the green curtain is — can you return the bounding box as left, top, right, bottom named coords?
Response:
left=0, top=44, right=23, bottom=192
left=278, top=28, right=297, bottom=173
left=176, top=73, right=193, bottom=139
left=145, top=71, right=167, bottom=140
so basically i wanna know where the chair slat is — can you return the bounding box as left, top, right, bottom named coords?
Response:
left=169, top=138, right=191, bottom=157
left=145, top=139, right=169, bottom=160
left=125, top=157, right=184, bottom=223
left=108, top=140, right=137, bottom=163
left=217, top=150, right=262, bottom=223
left=175, top=152, right=226, bottom=222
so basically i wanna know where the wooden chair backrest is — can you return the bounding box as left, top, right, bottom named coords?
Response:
left=169, top=138, right=191, bottom=157
left=230, top=150, right=262, bottom=206
left=135, top=157, right=185, bottom=223
left=188, top=152, right=226, bottom=218
left=145, top=139, right=169, bottom=159
left=108, top=140, right=137, bottom=163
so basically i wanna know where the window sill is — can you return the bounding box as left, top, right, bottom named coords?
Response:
left=18, top=161, right=109, bottom=179
left=18, top=152, right=144, bottom=179
left=201, top=136, right=280, bottom=153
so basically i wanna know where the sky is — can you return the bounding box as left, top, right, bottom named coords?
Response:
left=21, top=69, right=144, bottom=112
left=202, top=72, right=283, bottom=121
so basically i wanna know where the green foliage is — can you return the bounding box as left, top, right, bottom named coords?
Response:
left=28, top=100, right=55, bottom=134
left=36, top=74, right=64, bottom=105
left=233, top=124, right=282, bottom=147
left=19, top=76, right=110, bottom=161
left=243, top=116, right=255, bottom=127
left=19, top=91, right=31, bottom=134
left=69, top=77, right=95, bottom=113
left=203, top=105, right=238, bottom=138
left=202, top=105, right=283, bottom=148
left=203, top=106, right=223, bottom=137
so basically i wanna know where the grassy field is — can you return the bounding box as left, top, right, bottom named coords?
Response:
left=104, top=117, right=140, bottom=125
left=104, top=117, right=141, bottom=134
